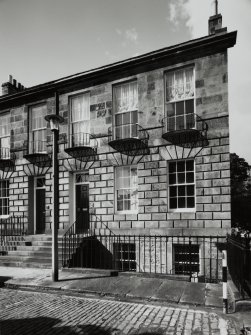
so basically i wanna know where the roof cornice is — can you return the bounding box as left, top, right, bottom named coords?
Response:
left=0, top=30, right=237, bottom=109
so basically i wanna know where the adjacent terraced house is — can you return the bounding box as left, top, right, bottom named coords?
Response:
left=0, top=12, right=237, bottom=282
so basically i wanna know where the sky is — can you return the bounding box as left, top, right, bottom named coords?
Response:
left=0, top=0, right=250, bottom=164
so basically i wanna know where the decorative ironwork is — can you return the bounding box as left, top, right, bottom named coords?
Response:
left=64, top=132, right=98, bottom=162
left=62, top=229, right=225, bottom=283
left=108, top=124, right=149, bottom=156
left=23, top=140, right=51, bottom=167
left=61, top=157, right=96, bottom=173
left=159, top=144, right=205, bottom=161
left=0, top=148, right=16, bottom=171
left=23, top=163, right=51, bottom=176
left=162, top=114, right=209, bottom=148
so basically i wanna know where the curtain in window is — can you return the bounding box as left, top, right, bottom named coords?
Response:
left=166, top=68, right=194, bottom=102
left=114, top=82, right=138, bottom=140
left=114, top=81, right=138, bottom=114
left=31, top=105, right=47, bottom=153
left=71, top=94, right=90, bottom=146
left=0, top=114, right=10, bottom=158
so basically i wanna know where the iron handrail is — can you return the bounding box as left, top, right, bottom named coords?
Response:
left=162, top=113, right=208, bottom=134
left=67, top=132, right=98, bottom=149
left=108, top=123, right=149, bottom=142
left=24, top=140, right=48, bottom=155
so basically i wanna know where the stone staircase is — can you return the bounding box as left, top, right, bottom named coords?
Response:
left=0, top=235, right=63, bottom=269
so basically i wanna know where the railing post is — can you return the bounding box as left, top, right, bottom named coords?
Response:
left=222, top=249, right=228, bottom=314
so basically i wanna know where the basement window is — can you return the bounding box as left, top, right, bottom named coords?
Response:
left=114, top=243, right=136, bottom=272
left=174, top=244, right=200, bottom=275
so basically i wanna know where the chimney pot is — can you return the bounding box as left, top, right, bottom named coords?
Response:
left=9, top=75, right=13, bottom=84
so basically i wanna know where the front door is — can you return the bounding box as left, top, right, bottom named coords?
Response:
left=35, top=177, right=46, bottom=234
left=75, top=184, right=89, bottom=233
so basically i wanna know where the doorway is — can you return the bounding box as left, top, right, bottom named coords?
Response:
left=34, top=176, right=46, bottom=234
left=74, top=173, right=89, bottom=233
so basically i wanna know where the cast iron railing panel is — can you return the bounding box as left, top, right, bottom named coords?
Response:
left=227, top=233, right=251, bottom=298
left=108, top=124, right=149, bottom=156
left=162, top=113, right=209, bottom=148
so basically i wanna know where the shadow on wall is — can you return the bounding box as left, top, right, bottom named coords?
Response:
left=0, top=317, right=165, bottom=334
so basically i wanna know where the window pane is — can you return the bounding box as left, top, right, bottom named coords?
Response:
left=123, top=112, right=130, bottom=124
left=185, top=99, right=194, bottom=114
left=178, top=197, right=186, bottom=208
left=169, top=162, right=176, bottom=173
left=170, top=198, right=177, bottom=209
left=186, top=114, right=195, bottom=129
left=115, top=114, right=123, bottom=126
left=178, top=186, right=185, bottom=196
left=131, top=110, right=138, bottom=123
left=187, top=185, right=195, bottom=196
left=176, top=116, right=184, bottom=130
left=177, top=161, right=185, bottom=172
left=166, top=103, right=175, bottom=117
left=170, top=186, right=177, bottom=197
left=169, top=174, right=176, bottom=185
left=186, top=172, right=194, bottom=183
left=176, top=101, right=184, bottom=116
left=187, top=197, right=195, bottom=208
left=186, top=160, right=194, bottom=171
left=177, top=173, right=185, bottom=183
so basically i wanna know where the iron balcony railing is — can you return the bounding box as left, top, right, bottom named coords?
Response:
left=108, top=124, right=149, bottom=143
left=67, top=132, right=98, bottom=149
left=0, top=147, right=12, bottom=160
left=27, top=140, right=48, bottom=154
left=162, top=113, right=209, bottom=147
left=162, top=113, right=208, bottom=134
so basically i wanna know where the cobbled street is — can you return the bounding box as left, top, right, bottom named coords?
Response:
left=0, top=288, right=239, bottom=335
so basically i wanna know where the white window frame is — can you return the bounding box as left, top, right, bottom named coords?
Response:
left=0, top=112, right=10, bottom=159
left=69, top=93, right=90, bottom=147
left=167, top=159, right=196, bottom=213
left=165, top=67, right=195, bottom=132
left=115, top=165, right=138, bottom=214
left=113, top=81, right=138, bottom=140
left=0, top=180, right=10, bottom=218
left=29, top=104, right=47, bottom=153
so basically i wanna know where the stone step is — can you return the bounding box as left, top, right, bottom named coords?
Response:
left=8, top=249, right=63, bottom=256
left=0, top=260, right=53, bottom=269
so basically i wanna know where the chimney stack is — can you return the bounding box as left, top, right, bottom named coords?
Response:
left=1, top=75, right=26, bottom=96
left=208, top=0, right=227, bottom=35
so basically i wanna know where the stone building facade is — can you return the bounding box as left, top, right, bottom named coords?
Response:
left=0, top=15, right=237, bottom=276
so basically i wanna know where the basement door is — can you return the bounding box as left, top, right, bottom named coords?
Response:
left=34, top=177, right=46, bottom=234
left=75, top=178, right=89, bottom=233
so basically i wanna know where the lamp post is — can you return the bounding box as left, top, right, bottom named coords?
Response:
left=45, top=111, right=64, bottom=282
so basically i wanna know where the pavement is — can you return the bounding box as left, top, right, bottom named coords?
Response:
left=0, top=266, right=223, bottom=309
left=0, top=266, right=250, bottom=334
